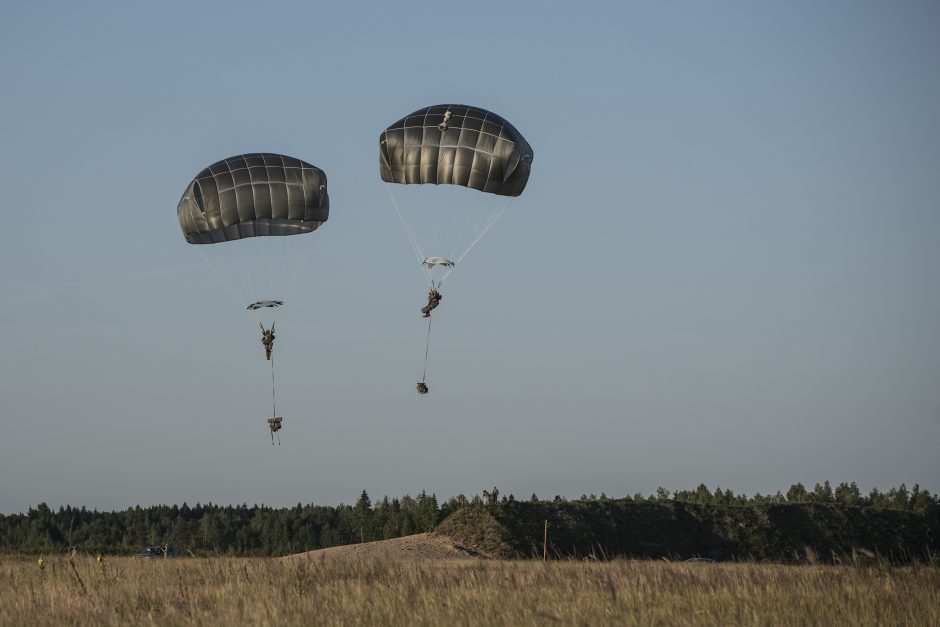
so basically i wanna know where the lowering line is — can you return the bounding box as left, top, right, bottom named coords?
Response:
left=421, top=315, right=432, bottom=384
left=270, top=354, right=280, bottom=446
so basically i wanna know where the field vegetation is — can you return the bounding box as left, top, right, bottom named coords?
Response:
left=2, top=552, right=938, bottom=626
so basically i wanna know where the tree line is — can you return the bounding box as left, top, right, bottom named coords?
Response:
left=0, top=483, right=935, bottom=556
left=592, top=481, right=938, bottom=518
left=0, top=491, right=441, bottom=556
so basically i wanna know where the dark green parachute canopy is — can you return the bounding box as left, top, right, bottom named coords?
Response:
left=178, top=153, right=329, bottom=244
left=379, top=105, right=533, bottom=197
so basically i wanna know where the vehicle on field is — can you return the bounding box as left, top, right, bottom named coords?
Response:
left=134, top=545, right=180, bottom=558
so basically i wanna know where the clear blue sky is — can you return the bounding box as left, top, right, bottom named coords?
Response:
left=1, top=1, right=938, bottom=513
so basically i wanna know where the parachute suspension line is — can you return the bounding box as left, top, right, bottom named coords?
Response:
left=421, top=314, right=433, bottom=384
left=388, top=185, right=424, bottom=264
left=276, top=232, right=297, bottom=313
left=458, top=201, right=507, bottom=264
left=243, top=251, right=256, bottom=304
left=388, top=185, right=435, bottom=287
left=439, top=202, right=508, bottom=284
left=449, top=192, right=505, bottom=262
left=443, top=183, right=459, bottom=259
left=429, top=184, right=451, bottom=260
left=433, top=184, right=455, bottom=266
left=283, top=234, right=318, bottom=303
left=243, top=244, right=272, bottom=326
left=421, top=183, right=455, bottom=268
left=266, top=235, right=284, bottom=320
left=265, top=234, right=276, bottom=304
left=279, top=235, right=296, bottom=303
left=277, top=232, right=289, bottom=299
left=193, top=245, right=249, bottom=310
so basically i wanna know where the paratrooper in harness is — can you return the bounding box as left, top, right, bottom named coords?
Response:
left=260, top=322, right=276, bottom=360
left=421, top=289, right=442, bottom=318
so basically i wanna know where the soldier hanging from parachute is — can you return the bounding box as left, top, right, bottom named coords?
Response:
left=260, top=322, right=276, bottom=360
left=419, top=258, right=451, bottom=318
left=178, top=153, right=329, bottom=441
left=421, top=289, right=442, bottom=318
left=380, top=105, right=533, bottom=394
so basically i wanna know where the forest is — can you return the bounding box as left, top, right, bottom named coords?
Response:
left=1, top=482, right=936, bottom=558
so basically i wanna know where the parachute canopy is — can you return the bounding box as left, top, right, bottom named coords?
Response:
left=423, top=257, right=454, bottom=269
left=379, top=105, right=533, bottom=197
left=178, top=153, right=329, bottom=245
left=247, top=300, right=284, bottom=311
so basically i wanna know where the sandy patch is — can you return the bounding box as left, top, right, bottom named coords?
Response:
left=284, top=533, right=489, bottom=561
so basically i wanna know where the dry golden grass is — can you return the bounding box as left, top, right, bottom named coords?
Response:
left=2, top=553, right=938, bottom=626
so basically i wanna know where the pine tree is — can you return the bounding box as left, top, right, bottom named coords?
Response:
left=786, top=483, right=808, bottom=503
left=353, top=490, right=372, bottom=543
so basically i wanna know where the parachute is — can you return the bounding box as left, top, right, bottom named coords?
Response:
left=178, top=153, right=329, bottom=440
left=421, top=257, right=455, bottom=288
left=379, top=104, right=532, bottom=197
left=423, top=257, right=454, bottom=269
left=380, top=105, right=532, bottom=392
left=247, top=300, right=284, bottom=311
left=178, top=153, right=328, bottom=244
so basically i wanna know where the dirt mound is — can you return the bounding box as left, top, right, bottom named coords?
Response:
left=284, top=533, right=490, bottom=561
left=436, top=506, right=516, bottom=558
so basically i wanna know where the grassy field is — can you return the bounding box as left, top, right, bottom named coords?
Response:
left=2, top=553, right=938, bottom=626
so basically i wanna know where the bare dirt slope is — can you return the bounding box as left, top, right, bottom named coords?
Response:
left=284, top=533, right=489, bottom=561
